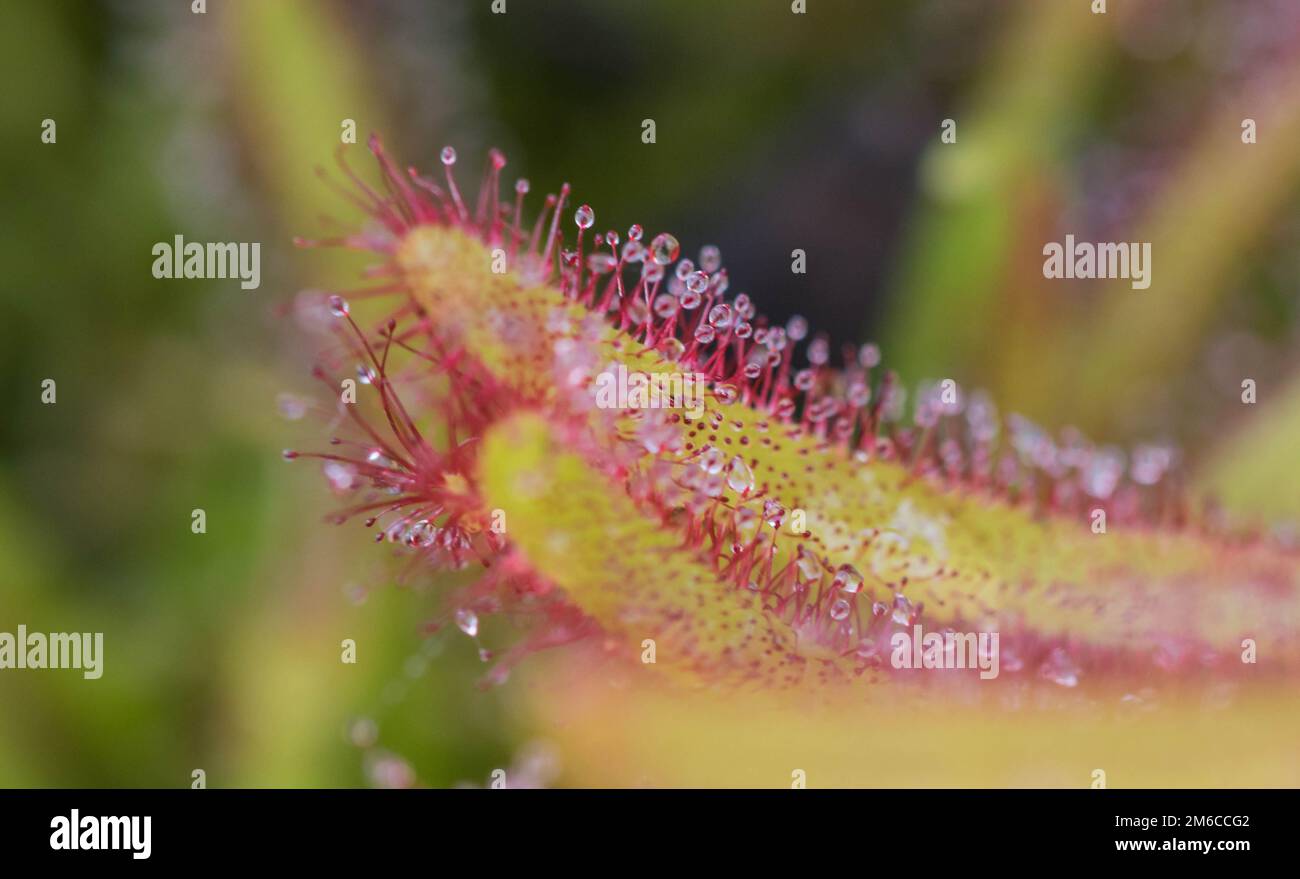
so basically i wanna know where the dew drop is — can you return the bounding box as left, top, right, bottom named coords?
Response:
left=277, top=393, right=308, bottom=420
left=763, top=499, right=786, bottom=529
left=714, top=383, right=740, bottom=404
left=694, top=323, right=717, bottom=344
left=328, top=295, right=350, bottom=318
left=786, top=315, right=809, bottom=341
left=455, top=608, right=479, bottom=638
left=1083, top=448, right=1125, bottom=499
left=808, top=337, right=830, bottom=366
left=708, top=303, right=733, bottom=329
left=725, top=456, right=755, bottom=494
left=829, top=599, right=852, bottom=621
left=649, top=232, right=680, bottom=266
left=407, top=519, right=438, bottom=548
left=733, top=293, right=755, bottom=320
left=574, top=204, right=594, bottom=229
left=699, top=446, right=726, bottom=475
left=625, top=296, right=649, bottom=325
left=440, top=146, right=457, bottom=166
left=323, top=461, right=357, bottom=492
left=699, top=244, right=722, bottom=273
left=515, top=178, right=530, bottom=195
left=832, top=564, right=864, bottom=594
left=653, top=293, right=678, bottom=318
left=588, top=253, right=617, bottom=274
left=890, top=593, right=915, bottom=625
left=1039, top=647, right=1080, bottom=687
left=1131, top=444, right=1172, bottom=486
left=366, top=752, right=416, bottom=789
left=808, top=398, right=838, bottom=423
left=627, top=223, right=643, bottom=242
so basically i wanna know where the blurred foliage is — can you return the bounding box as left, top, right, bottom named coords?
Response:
left=0, top=0, right=1296, bottom=787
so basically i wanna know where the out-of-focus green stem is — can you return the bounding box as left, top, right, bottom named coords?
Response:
left=222, top=0, right=387, bottom=280
left=217, top=0, right=393, bottom=785
left=883, top=1, right=1110, bottom=386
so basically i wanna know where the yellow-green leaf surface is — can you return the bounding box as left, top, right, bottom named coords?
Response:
left=398, top=225, right=1300, bottom=688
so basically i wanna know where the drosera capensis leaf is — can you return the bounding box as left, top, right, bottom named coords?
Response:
left=288, top=138, right=1300, bottom=692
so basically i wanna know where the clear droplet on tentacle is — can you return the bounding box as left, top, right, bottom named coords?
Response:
left=653, top=293, right=678, bottom=319
left=649, top=232, right=680, bottom=266
left=708, top=303, right=733, bottom=329
left=725, top=456, right=755, bottom=494
left=1039, top=647, right=1080, bottom=688
left=832, top=564, right=864, bottom=595
left=588, top=253, right=617, bottom=274
left=277, top=393, right=309, bottom=421
left=699, top=446, right=726, bottom=475
left=455, top=608, right=479, bottom=638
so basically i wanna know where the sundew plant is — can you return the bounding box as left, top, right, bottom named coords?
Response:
left=285, top=137, right=1298, bottom=737
left=9, top=0, right=1300, bottom=796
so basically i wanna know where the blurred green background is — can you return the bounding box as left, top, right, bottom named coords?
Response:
left=1, top=0, right=1297, bottom=787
